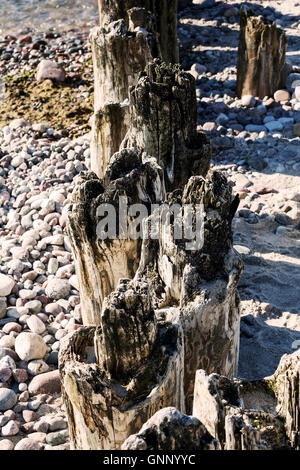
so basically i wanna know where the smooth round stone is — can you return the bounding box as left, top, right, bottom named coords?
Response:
left=25, top=300, right=42, bottom=314
left=0, top=439, right=14, bottom=450
left=241, top=95, right=255, bottom=107
left=15, top=438, right=41, bottom=450
left=27, top=359, right=49, bottom=376
left=274, top=89, right=291, bottom=102
left=48, top=258, right=58, bottom=275
left=0, top=367, right=12, bottom=383
left=15, top=332, right=46, bottom=361
left=265, top=121, right=283, bottom=132
left=27, top=315, right=46, bottom=335
left=1, top=419, right=19, bottom=436
left=0, top=388, right=17, bottom=411
left=295, top=86, right=300, bottom=101
left=0, top=355, right=16, bottom=370
left=0, top=274, right=15, bottom=297
left=0, top=335, right=15, bottom=349
left=45, top=278, right=70, bottom=300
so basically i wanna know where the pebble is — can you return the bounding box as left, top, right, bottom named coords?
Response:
left=28, top=369, right=61, bottom=395
left=0, top=274, right=15, bottom=297
left=241, top=95, right=255, bottom=107
left=1, top=419, right=19, bottom=436
left=45, top=278, right=71, bottom=300
left=46, top=429, right=69, bottom=446
left=15, top=332, right=46, bottom=361
left=14, top=438, right=42, bottom=450
left=36, top=60, right=66, bottom=83
left=27, top=359, right=49, bottom=376
left=274, top=89, right=291, bottom=102
left=0, top=439, right=14, bottom=450
left=27, top=315, right=46, bottom=334
left=0, top=388, right=17, bottom=411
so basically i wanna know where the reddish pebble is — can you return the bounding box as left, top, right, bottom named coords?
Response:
left=22, top=410, right=37, bottom=423
left=12, top=368, right=28, bottom=383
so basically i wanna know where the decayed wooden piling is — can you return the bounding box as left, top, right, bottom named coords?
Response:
left=237, top=6, right=287, bottom=98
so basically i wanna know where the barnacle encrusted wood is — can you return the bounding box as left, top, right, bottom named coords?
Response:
left=237, top=6, right=287, bottom=98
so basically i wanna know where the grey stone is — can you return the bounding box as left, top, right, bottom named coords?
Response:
left=0, top=388, right=17, bottom=411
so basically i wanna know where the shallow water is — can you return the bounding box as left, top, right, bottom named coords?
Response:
left=0, top=0, right=98, bottom=35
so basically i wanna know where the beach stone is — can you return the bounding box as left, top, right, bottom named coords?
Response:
left=27, top=360, right=49, bottom=376
left=0, top=336, right=15, bottom=349
left=0, top=439, right=14, bottom=450
left=0, top=355, right=16, bottom=370
left=15, top=438, right=42, bottom=450
left=15, top=333, right=46, bottom=361
left=27, top=315, right=46, bottom=335
left=12, top=368, right=28, bottom=383
left=1, top=419, right=19, bottom=436
left=0, top=415, right=9, bottom=426
left=22, top=410, right=37, bottom=423
left=293, top=122, right=300, bottom=136
left=0, top=274, right=14, bottom=297
left=25, top=300, right=42, bottom=314
left=241, top=95, right=255, bottom=107
left=0, top=367, right=12, bottom=383
left=274, top=89, right=291, bottom=102
left=265, top=120, right=283, bottom=132
left=45, top=279, right=70, bottom=300
left=295, top=86, right=300, bottom=101
left=36, top=60, right=65, bottom=83
left=48, top=258, right=58, bottom=274
left=0, top=388, right=17, bottom=411
left=2, top=322, right=21, bottom=334
left=47, top=416, right=67, bottom=432
left=0, top=298, right=7, bottom=319
left=194, top=0, right=215, bottom=8
left=46, top=429, right=69, bottom=446
left=9, top=118, right=30, bottom=130
left=275, top=213, right=292, bottom=226
left=245, top=124, right=266, bottom=133
left=28, top=369, right=61, bottom=395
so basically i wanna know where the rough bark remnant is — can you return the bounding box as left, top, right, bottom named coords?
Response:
left=98, top=0, right=179, bottom=64
left=59, top=283, right=185, bottom=450
left=236, top=6, right=287, bottom=98
left=121, top=407, right=219, bottom=450
left=67, top=149, right=165, bottom=326
left=122, top=60, right=211, bottom=192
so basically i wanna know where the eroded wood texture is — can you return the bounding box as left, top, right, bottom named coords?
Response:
left=98, top=0, right=179, bottom=63
left=59, top=304, right=184, bottom=450
left=237, top=6, right=287, bottom=98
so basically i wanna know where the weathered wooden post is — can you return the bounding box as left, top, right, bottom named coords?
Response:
left=60, top=1, right=243, bottom=450
left=236, top=6, right=287, bottom=98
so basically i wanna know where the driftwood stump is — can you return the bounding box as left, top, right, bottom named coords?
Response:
left=236, top=6, right=287, bottom=98
left=98, top=0, right=179, bottom=64
left=59, top=280, right=184, bottom=450
left=91, top=1, right=179, bottom=178
left=61, top=1, right=243, bottom=449
left=193, top=351, right=300, bottom=450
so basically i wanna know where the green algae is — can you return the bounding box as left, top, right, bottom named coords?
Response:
left=0, top=65, right=94, bottom=139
